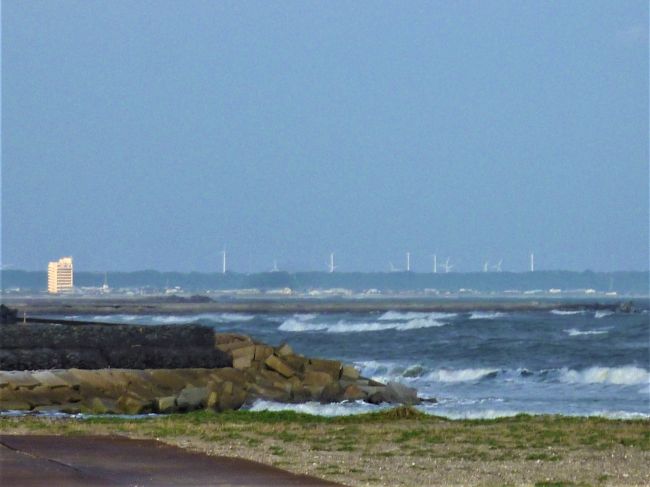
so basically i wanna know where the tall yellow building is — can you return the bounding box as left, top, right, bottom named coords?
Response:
left=47, top=257, right=74, bottom=294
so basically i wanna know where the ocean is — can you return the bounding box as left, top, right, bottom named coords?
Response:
left=66, top=304, right=649, bottom=419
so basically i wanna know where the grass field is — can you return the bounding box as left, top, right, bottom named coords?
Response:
left=2, top=407, right=649, bottom=486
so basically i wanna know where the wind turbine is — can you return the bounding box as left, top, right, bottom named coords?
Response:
left=328, top=252, right=337, bottom=273
left=389, top=261, right=398, bottom=272
left=431, top=254, right=437, bottom=274
left=406, top=252, right=411, bottom=272
left=530, top=252, right=535, bottom=272
left=271, top=260, right=279, bottom=272
left=483, top=261, right=489, bottom=272
left=492, top=260, right=502, bottom=272
left=220, top=248, right=227, bottom=274
left=443, top=257, right=454, bottom=273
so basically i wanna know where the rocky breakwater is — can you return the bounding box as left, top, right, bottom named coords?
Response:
left=0, top=325, right=422, bottom=415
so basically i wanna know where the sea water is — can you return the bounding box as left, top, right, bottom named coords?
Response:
left=67, top=305, right=650, bottom=419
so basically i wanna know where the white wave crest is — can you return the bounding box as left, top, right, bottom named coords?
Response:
left=293, top=313, right=317, bottom=321
left=279, top=316, right=449, bottom=333
left=150, top=313, right=255, bottom=324
left=559, top=366, right=649, bottom=385
left=550, top=309, right=584, bottom=315
left=469, top=312, right=505, bottom=320
left=378, top=311, right=457, bottom=321
left=426, top=368, right=501, bottom=383
left=277, top=319, right=329, bottom=332
left=247, top=399, right=385, bottom=416
left=564, top=328, right=608, bottom=337
left=595, top=310, right=614, bottom=319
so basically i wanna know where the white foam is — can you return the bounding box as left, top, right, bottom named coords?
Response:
left=278, top=316, right=449, bottom=333
left=293, top=313, right=317, bottom=321
left=278, top=319, right=328, bottom=332
left=564, top=328, right=608, bottom=337
left=550, top=309, right=584, bottom=315
left=469, top=312, right=505, bottom=320
left=378, top=311, right=456, bottom=321
left=559, top=366, right=649, bottom=386
left=426, top=368, right=501, bottom=383
left=150, top=313, right=255, bottom=324
left=595, top=310, right=614, bottom=319
left=247, top=399, right=386, bottom=416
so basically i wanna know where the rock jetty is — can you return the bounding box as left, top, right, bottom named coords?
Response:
left=0, top=323, right=421, bottom=414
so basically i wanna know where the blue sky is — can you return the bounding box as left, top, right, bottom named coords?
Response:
left=2, top=1, right=648, bottom=272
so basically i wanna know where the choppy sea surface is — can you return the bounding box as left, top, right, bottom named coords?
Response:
left=65, top=305, right=649, bottom=419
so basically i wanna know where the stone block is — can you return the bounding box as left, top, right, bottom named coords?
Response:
left=232, top=345, right=256, bottom=361
left=306, top=384, right=325, bottom=399
left=32, top=371, right=70, bottom=389
left=341, top=365, right=360, bottom=381
left=206, top=391, right=219, bottom=409
left=248, top=383, right=290, bottom=402
left=0, top=400, right=31, bottom=411
left=145, top=370, right=188, bottom=393
left=216, top=340, right=254, bottom=354
left=343, top=384, right=367, bottom=401
left=25, top=385, right=81, bottom=407
left=117, top=394, right=152, bottom=415
left=156, top=396, right=177, bottom=413
left=283, top=354, right=308, bottom=373
left=254, top=345, right=273, bottom=361
left=306, top=358, right=341, bottom=380
left=5, top=371, right=40, bottom=389
left=264, top=355, right=295, bottom=378
left=214, top=333, right=252, bottom=346
left=233, top=356, right=252, bottom=370
left=320, top=382, right=343, bottom=403
left=384, top=381, right=420, bottom=405
left=69, top=369, right=118, bottom=394
left=216, top=382, right=246, bottom=411
left=49, top=370, right=81, bottom=389
left=88, top=397, right=119, bottom=414
left=212, top=367, right=247, bottom=385
left=275, top=343, right=293, bottom=357
left=177, top=386, right=208, bottom=411
left=303, top=371, right=333, bottom=387
left=34, top=403, right=82, bottom=414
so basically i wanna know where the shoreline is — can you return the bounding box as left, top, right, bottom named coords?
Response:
left=2, top=295, right=642, bottom=317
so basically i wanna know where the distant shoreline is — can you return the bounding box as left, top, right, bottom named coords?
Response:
left=2, top=295, right=642, bottom=317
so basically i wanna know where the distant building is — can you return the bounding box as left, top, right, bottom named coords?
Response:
left=47, top=257, right=74, bottom=294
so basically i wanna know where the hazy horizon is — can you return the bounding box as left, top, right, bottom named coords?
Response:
left=3, top=1, right=648, bottom=273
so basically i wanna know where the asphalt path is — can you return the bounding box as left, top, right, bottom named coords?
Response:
left=0, top=435, right=341, bottom=486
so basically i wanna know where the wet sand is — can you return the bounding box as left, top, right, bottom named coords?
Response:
left=0, top=435, right=339, bottom=486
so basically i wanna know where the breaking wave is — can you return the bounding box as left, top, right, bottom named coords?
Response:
left=378, top=311, right=457, bottom=321
left=247, top=399, right=385, bottom=416
left=356, top=361, right=649, bottom=388
left=469, top=311, right=505, bottom=320
left=150, top=313, right=255, bottom=324
left=559, top=366, right=649, bottom=386
left=595, top=310, right=614, bottom=319
left=550, top=309, right=584, bottom=316
left=563, top=328, right=608, bottom=337
left=425, top=368, right=501, bottom=383
left=278, top=316, right=449, bottom=333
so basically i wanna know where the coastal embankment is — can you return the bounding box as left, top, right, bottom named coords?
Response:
left=0, top=321, right=419, bottom=415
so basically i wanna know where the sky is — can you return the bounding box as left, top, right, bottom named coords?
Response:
left=2, top=1, right=648, bottom=273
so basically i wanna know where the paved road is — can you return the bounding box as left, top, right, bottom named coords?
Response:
left=0, top=435, right=341, bottom=486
